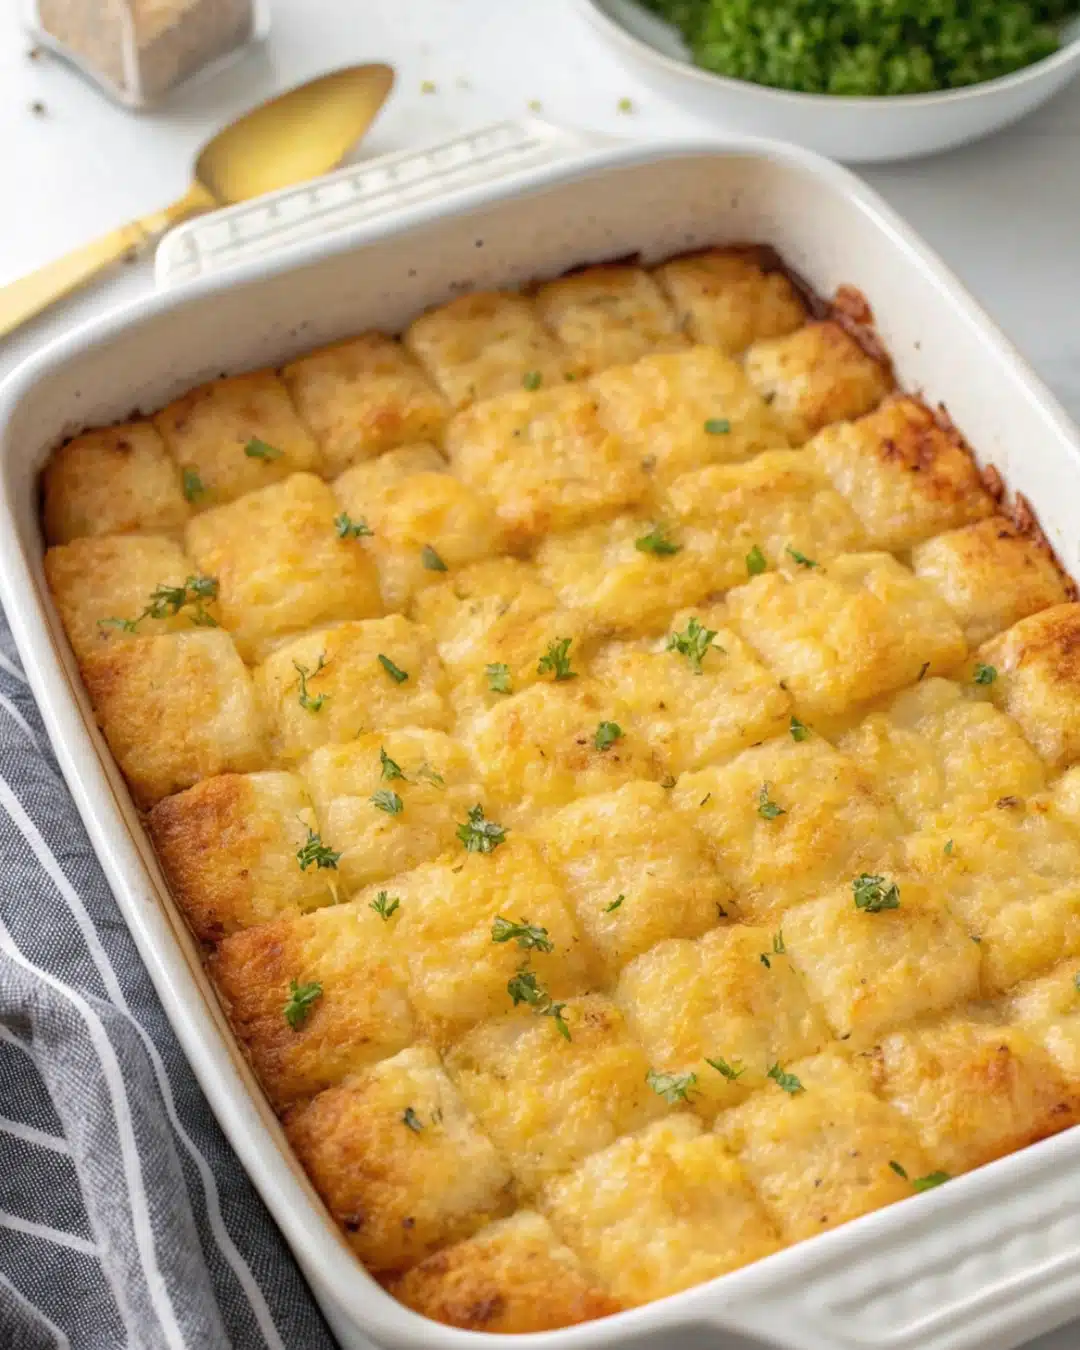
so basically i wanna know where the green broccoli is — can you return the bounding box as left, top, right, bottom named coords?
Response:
left=642, top=0, right=1075, bottom=96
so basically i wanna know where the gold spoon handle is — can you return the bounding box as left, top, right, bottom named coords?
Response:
left=0, top=182, right=216, bottom=341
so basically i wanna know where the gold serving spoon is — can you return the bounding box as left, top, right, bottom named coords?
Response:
left=0, top=63, right=395, bottom=340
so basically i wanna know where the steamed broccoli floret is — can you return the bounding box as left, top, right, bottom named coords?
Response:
left=643, top=0, right=1074, bottom=96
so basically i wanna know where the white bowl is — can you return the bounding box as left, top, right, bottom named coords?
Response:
left=575, top=0, right=1080, bottom=163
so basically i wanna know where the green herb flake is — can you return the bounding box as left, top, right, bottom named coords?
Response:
left=911, top=1171, right=951, bottom=1192
left=667, top=616, right=719, bottom=674
left=491, top=915, right=554, bottom=953
left=371, top=789, right=403, bottom=815
left=380, top=747, right=405, bottom=781
left=746, top=544, right=767, bottom=576
left=416, top=763, right=445, bottom=787
left=635, top=525, right=681, bottom=556
left=705, top=1055, right=746, bottom=1082
left=378, top=654, right=408, bottom=684
left=767, top=1063, right=804, bottom=1095
left=944, top=839, right=954, bottom=855
left=98, top=574, right=219, bottom=634
left=786, top=546, right=819, bottom=569
left=889, top=1160, right=909, bottom=1179
left=1074, top=971, right=1080, bottom=994
left=789, top=715, right=809, bottom=742
left=616, top=95, right=634, bottom=113
left=759, top=932, right=785, bottom=970
left=853, top=872, right=901, bottom=913
left=370, top=891, right=401, bottom=921
left=296, top=828, right=341, bottom=872
left=283, top=979, right=322, bottom=1029
left=294, top=655, right=328, bottom=713
left=335, top=511, right=373, bottom=539
left=594, top=721, right=623, bottom=752
left=757, top=782, right=785, bottom=820
left=507, top=968, right=571, bottom=1039
left=182, top=467, right=205, bottom=502
left=538, top=637, right=576, bottom=681
left=973, top=662, right=998, bottom=686
left=244, top=436, right=283, bottom=461
left=646, top=1068, right=697, bottom=1104
left=402, top=1106, right=424, bottom=1132
left=522, top=370, right=543, bottom=391
left=486, top=662, right=512, bottom=694
left=457, top=804, right=508, bottom=854
left=421, top=544, right=448, bottom=572
left=604, top=894, right=625, bottom=914
left=918, top=661, right=931, bottom=682
left=704, top=418, right=731, bottom=435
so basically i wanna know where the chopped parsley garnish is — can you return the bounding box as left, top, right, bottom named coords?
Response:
left=1075, top=971, right=1080, bottom=994
left=604, top=894, right=625, bottom=913
left=370, top=891, right=400, bottom=920
left=635, top=525, right=681, bottom=556
left=786, top=546, right=819, bottom=569
left=944, top=839, right=954, bottom=855
left=767, top=1063, right=804, bottom=1094
left=402, top=1106, right=424, bottom=1132
left=485, top=662, right=512, bottom=694
left=378, top=654, right=408, bottom=683
left=912, top=1172, right=951, bottom=1192
left=537, top=637, right=576, bottom=681
left=457, top=804, right=507, bottom=853
left=706, top=1055, right=746, bottom=1082
left=421, top=544, right=448, bottom=572
left=182, top=467, right=205, bottom=502
left=746, top=544, right=767, bottom=576
left=889, top=1160, right=950, bottom=1191
left=416, top=763, right=444, bottom=787
left=757, top=783, right=785, bottom=820
left=853, top=872, right=901, bottom=913
left=759, top=930, right=786, bottom=969
left=371, top=789, right=403, bottom=815
left=522, top=370, right=543, bottom=391
left=594, top=721, right=623, bottom=751
left=283, top=979, right=321, bottom=1029
left=646, top=1068, right=697, bottom=1104
left=789, top=715, right=809, bottom=742
left=491, top=916, right=554, bottom=953
left=244, top=436, right=282, bottom=460
left=295, top=828, right=340, bottom=871
left=294, top=655, right=328, bottom=712
left=380, top=747, right=405, bottom=781
left=667, top=616, right=718, bottom=674
left=99, top=575, right=219, bottom=634
left=335, top=511, right=373, bottom=539
left=704, top=418, right=731, bottom=435
left=507, top=968, right=570, bottom=1039
left=973, top=662, right=998, bottom=685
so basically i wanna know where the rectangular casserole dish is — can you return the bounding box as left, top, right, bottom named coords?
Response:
left=4, top=121, right=1080, bottom=1350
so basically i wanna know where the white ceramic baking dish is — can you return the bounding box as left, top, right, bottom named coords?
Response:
left=3, top=121, right=1080, bottom=1350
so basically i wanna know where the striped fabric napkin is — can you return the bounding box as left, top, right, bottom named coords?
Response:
left=0, top=615, right=338, bottom=1350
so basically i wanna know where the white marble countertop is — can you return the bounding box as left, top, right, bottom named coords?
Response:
left=1, top=3, right=1079, bottom=1346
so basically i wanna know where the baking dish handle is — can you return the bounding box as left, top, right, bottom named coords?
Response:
left=696, top=1135, right=1080, bottom=1350
left=153, top=119, right=623, bottom=289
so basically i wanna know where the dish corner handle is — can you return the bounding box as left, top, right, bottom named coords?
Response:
left=153, top=118, right=622, bottom=289
left=699, top=1145, right=1080, bottom=1350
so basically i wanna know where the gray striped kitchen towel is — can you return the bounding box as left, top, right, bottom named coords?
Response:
left=0, top=613, right=338, bottom=1350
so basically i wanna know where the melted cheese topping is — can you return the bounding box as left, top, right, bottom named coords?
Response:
left=43, top=246, right=1080, bottom=1333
